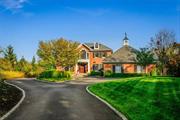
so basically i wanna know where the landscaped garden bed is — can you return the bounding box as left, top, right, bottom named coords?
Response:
left=88, top=77, right=180, bottom=120
left=37, top=70, right=72, bottom=82
left=0, top=80, right=22, bottom=117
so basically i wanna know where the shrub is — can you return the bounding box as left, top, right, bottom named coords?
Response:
left=151, top=68, right=157, bottom=76
left=38, top=70, right=72, bottom=80
left=104, top=70, right=113, bottom=77
left=63, top=71, right=71, bottom=78
left=26, top=71, right=41, bottom=78
left=104, top=70, right=147, bottom=78
left=89, top=70, right=102, bottom=76
left=0, top=71, right=25, bottom=80
left=52, top=70, right=60, bottom=78
left=38, top=70, right=54, bottom=78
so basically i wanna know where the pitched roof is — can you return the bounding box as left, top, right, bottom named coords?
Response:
left=103, top=45, right=138, bottom=63
left=84, top=43, right=112, bottom=51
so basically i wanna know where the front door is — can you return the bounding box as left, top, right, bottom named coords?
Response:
left=78, top=63, right=88, bottom=73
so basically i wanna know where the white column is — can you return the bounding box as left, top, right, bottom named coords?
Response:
left=88, top=61, right=90, bottom=73
left=86, top=52, right=87, bottom=59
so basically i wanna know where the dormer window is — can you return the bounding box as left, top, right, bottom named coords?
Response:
left=94, top=42, right=99, bottom=49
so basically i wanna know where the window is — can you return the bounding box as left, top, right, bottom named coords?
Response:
left=174, top=48, right=179, bottom=55
left=93, top=52, right=107, bottom=58
left=80, top=50, right=87, bottom=59
left=93, top=64, right=103, bottom=71
left=102, top=52, right=107, bottom=57
left=87, top=53, right=89, bottom=59
left=93, top=52, right=100, bottom=58
left=137, top=65, right=143, bottom=73
left=115, top=65, right=122, bottom=73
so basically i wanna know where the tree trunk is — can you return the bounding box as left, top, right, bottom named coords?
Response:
left=144, top=66, right=147, bottom=73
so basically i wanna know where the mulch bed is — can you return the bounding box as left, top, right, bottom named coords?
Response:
left=0, top=81, right=22, bottom=117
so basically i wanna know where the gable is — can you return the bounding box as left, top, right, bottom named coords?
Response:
left=78, top=44, right=91, bottom=52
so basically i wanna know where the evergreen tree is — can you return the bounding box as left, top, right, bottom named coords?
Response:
left=31, top=56, right=36, bottom=71
left=4, top=45, right=17, bottom=70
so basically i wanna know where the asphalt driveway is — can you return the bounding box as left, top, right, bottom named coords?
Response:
left=5, top=79, right=122, bottom=120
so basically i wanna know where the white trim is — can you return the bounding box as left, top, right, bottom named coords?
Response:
left=88, top=61, right=90, bottom=73
left=86, top=86, right=128, bottom=120
left=78, top=43, right=92, bottom=51
left=78, top=59, right=89, bottom=63
left=0, top=81, right=26, bottom=120
left=123, top=40, right=129, bottom=46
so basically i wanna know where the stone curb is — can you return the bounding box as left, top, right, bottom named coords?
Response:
left=0, top=81, right=26, bottom=120
left=86, top=86, right=128, bottom=120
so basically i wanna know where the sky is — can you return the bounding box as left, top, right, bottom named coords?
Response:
left=0, top=0, right=180, bottom=61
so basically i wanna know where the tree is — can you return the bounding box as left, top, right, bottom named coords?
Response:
left=17, top=56, right=32, bottom=75
left=3, top=45, right=17, bottom=70
left=0, top=59, right=12, bottom=71
left=31, top=56, right=36, bottom=71
left=0, top=47, right=12, bottom=71
left=0, top=47, right=2, bottom=54
left=134, top=48, right=155, bottom=73
left=37, top=40, right=56, bottom=69
left=52, top=38, right=80, bottom=70
left=150, top=29, right=176, bottom=75
left=37, top=38, right=80, bottom=71
left=165, top=43, right=180, bottom=76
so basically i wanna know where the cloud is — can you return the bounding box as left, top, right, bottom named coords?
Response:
left=0, top=0, right=28, bottom=12
left=66, top=7, right=110, bottom=17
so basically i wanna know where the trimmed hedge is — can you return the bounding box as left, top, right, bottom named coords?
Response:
left=38, top=70, right=72, bottom=80
left=89, top=70, right=103, bottom=76
left=104, top=70, right=147, bottom=77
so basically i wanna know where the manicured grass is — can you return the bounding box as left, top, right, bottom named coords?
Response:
left=88, top=77, right=180, bottom=120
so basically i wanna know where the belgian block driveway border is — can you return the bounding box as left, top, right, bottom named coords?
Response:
left=0, top=81, right=26, bottom=120
left=86, top=86, right=128, bottom=120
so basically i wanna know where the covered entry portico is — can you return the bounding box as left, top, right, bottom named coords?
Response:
left=76, top=59, right=90, bottom=73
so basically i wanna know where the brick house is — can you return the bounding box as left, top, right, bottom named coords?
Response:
left=103, top=33, right=155, bottom=74
left=75, top=43, right=112, bottom=73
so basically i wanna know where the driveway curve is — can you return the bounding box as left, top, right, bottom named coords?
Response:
left=5, top=79, right=122, bottom=120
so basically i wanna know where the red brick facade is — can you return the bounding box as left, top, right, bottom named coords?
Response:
left=103, top=63, right=155, bottom=73
left=76, top=44, right=112, bottom=73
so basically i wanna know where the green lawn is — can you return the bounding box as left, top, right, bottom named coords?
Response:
left=88, top=77, right=180, bottom=120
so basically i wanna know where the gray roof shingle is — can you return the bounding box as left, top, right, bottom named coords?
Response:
left=103, top=45, right=138, bottom=63
left=84, top=43, right=112, bottom=51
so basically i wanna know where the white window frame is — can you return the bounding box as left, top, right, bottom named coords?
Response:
left=137, top=65, right=143, bottom=73
left=115, top=65, right=122, bottom=73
